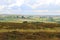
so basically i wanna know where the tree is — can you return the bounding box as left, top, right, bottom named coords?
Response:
left=23, top=21, right=28, bottom=23
left=48, top=17, right=54, bottom=22
left=21, top=16, right=25, bottom=19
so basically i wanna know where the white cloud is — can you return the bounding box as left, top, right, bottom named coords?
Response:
left=24, top=10, right=48, bottom=12
left=0, top=0, right=60, bottom=9
left=0, top=5, right=5, bottom=10
left=8, top=0, right=24, bottom=7
left=25, top=0, right=45, bottom=9
left=0, top=8, right=22, bottom=14
left=55, top=0, right=60, bottom=5
left=49, top=10, right=60, bottom=13
left=0, top=0, right=60, bottom=15
left=25, top=0, right=60, bottom=9
left=0, top=0, right=24, bottom=14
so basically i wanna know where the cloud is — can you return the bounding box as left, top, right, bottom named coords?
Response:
left=55, top=0, right=60, bottom=5
left=0, top=0, right=24, bottom=14
left=8, top=0, right=24, bottom=8
left=0, top=0, right=16, bottom=10
left=24, top=10, right=48, bottom=12
left=0, top=0, right=60, bottom=9
left=49, top=10, right=60, bottom=13
left=0, top=0, right=25, bottom=10
left=0, top=0, right=60, bottom=15
left=0, top=0, right=16, bottom=5
left=25, top=0, right=45, bottom=9
left=0, top=5, right=5, bottom=10
left=25, top=0, right=60, bottom=9
left=0, top=6, right=22, bottom=14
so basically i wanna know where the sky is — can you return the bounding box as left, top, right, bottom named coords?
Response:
left=0, top=0, right=60, bottom=15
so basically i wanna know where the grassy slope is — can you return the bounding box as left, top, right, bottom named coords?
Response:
left=0, top=22, right=60, bottom=40
left=0, top=22, right=60, bottom=33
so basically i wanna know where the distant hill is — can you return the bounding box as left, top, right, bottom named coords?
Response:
left=0, top=14, right=60, bottom=23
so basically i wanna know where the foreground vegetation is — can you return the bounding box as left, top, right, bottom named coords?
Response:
left=0, top=31, right=60, bottom=40
left=0, top=22, right=60, bottom=29
left=0, top=22, right=60, bottom=40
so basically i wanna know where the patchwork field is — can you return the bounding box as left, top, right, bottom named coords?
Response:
left=0, top=15, right=60, bottom=23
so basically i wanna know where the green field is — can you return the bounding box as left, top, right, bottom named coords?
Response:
left=0, top=15, right=60, bottom=23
